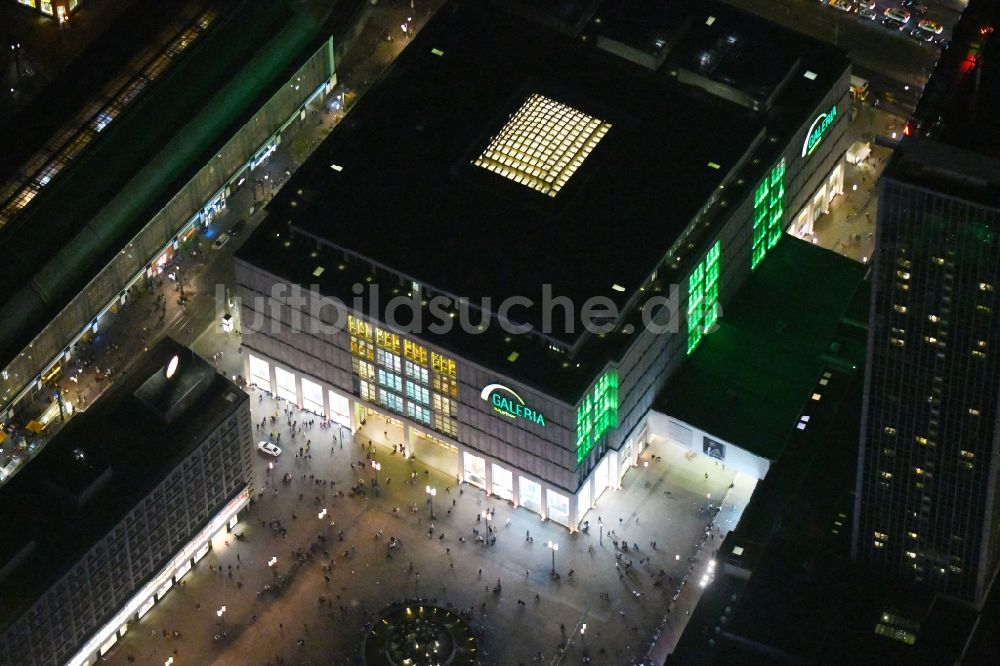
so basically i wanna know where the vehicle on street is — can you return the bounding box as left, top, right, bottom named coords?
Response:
left=884, top=6, right=911, bottom=22
left=917, top=18, right=944, bottom=34
left=211, top=233, right=231, bottom=251
left=910, top=26, right=935, bottom=41
left=850, top=75, right=870, bottom=101
left=828, top=0, right=854, bottom=12
left=258, top=441, right=282, bottom=457
left=230, top=219, right=247, bottom=236
left=857, top=0, right=875, bottom=8
left=860, top=6, right=877, bottom=20
left=901, top=1, right=928, bottom=15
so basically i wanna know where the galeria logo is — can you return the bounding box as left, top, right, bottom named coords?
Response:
left=802, top=104, right=837, bottom=157
left=480, top=383, right=546, bottom=427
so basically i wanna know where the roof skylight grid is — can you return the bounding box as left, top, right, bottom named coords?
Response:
left=473, top=93, right=611, bottom=197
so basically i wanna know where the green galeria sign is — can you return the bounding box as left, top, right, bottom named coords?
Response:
left=480, top=383, right=546, bottom=427
left=802, top=104, right=837, bottom=157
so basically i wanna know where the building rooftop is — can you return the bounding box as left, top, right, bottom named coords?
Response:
left=0, top=339, right=246, bottom=630
left=655, top=237, right=868, bottom=461
left=240, top=0, right=849, bottom=404
left=270, top=0, right=761, bottom=349
left=0, top=0, right=323, bottom=372
left=884, top=137, right=1000, bottom=210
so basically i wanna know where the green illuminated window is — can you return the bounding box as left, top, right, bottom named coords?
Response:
left=575, top=369, right=619, bottom=464
left=751, top=158, right=785, bottom=270
left=688, top=240, right=721, bottom=355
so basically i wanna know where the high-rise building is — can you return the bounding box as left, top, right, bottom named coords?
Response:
left=853, top=5, right=1000, bottom=605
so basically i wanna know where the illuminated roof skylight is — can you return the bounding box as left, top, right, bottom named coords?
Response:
left=473, top=93, right=611, bottom=197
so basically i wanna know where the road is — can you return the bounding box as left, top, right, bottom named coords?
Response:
left=722, top=0, right=960, bottom=87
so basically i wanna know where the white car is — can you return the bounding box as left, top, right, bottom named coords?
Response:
left=211, top=233, right=231, bottom=251
left=257, top=441, right=282, bottom=457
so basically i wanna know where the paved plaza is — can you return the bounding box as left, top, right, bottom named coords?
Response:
left=105, top=387, right=751, bottom=665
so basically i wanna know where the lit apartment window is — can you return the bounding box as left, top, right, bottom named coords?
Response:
left=893, top=304, right=908, bottom=314
left=884, top=426, right=897, bottom=435
left=959, top=450, right=975, bottom=460
left=907, top=531, right=918, bottom=539
left=923, top=336, right=938, bottom=345
left=949, top=565, right=962, bottom=575
left=931, top=256, right=945, bottom=266
left=874, top=531, right=888, bottom=541
left=914, top=467, right=924, bottom=475
left=972, top=350, right=986, bottom=360
left=880, top=471, right=893, bottom=480
left=896, top=270, right=911, bottom=280
left=962, top=462, right=975, bottom=471
left=976, top=304, right=991, bottom=314
left=890, top=337, right=905, bottom=348
left=927, top=315, right=939, bottom=323
left=898, top=259, right=912, bottom=268
left=977, top=340, right=988, bottom=349
left=979, top=282, right=995, bottom=292
left=905, top=551, right=917, bottom=559
left=968, top=408, right=981, bottom=416
left=915, top=435, right=928, bottom=445
left=874, top=541, right=885, bottom=548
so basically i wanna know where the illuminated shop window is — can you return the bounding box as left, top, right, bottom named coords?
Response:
left=575, top=369, right=619, bottom=464
left=688, top=240, right=721, bottom=354
left=473, top=93, right=611, bottom=197
left=751, top=158, right=785, bottom=270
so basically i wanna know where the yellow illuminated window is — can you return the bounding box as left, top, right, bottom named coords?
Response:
left=404, top=339, right=428, bottom=365
left=979, top=282, right=994, bottom=292
left=880, top=471, right=893, bottom=480
left=915, top=435, right=928, bottom=445
left=431, top=352, right=456, bottom=378
left=433, top=373, right=458, bottom=398
left=376, top=328, right=401, bottom=353
left=351, top=336, right=374, bottom=361
left=348, top=315, right=372, bottom=340
left=960, top=450, right=975, bottom=460
left=893, top=304, right=908, bottom=314
left=884, top=426, right=897, bottom=435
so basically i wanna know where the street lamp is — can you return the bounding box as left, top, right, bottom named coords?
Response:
left=547, top=540, right=559, bottom=575
left=371, top=460, right=381, bottom=487
left=426, top=485, right=436, bottom=519
left=217, top=605, right=227, bottom=618
left=318, top=508, right=327, bottom=520
left=268, top=556, right=278, bottom=567
left=598, top=517, right=603, bottom=546
left=165, top=658, right=174, bottom=666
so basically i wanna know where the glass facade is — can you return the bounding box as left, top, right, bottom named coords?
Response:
left=751, top=158, right=786, bottom=270
left=575, top=369, right=619, bottom=465
left=348, top=315, right=459, bottom=439
left=687, top=240, right=722, bottom=354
